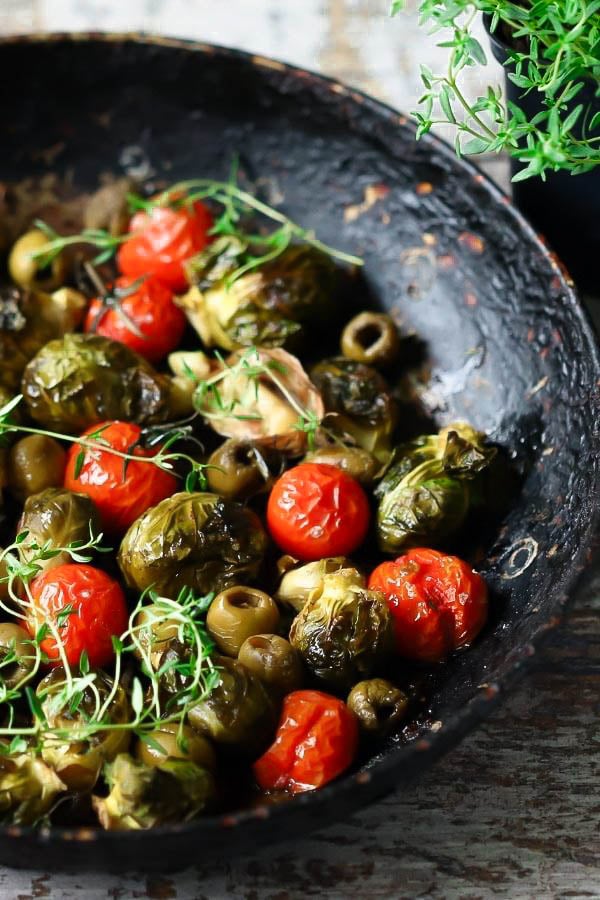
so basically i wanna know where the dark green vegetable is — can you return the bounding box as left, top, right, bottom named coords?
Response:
left=238, top=634, right=304, bottom=695
left=118, top=492, right=268, bottom=599
left=206, top=586, right=280, bottom=657
left=310, top=357, right=397, bottom=462
left=0, top=286, right=86, bottom=392
left=340, top=311, right=400, bottom=367
left=21, top=333, right=175, bottom=432
left=303, top=444, right=380, bottom=485
left=18, top=487, right=101, bottom=575
left=207, top=438, right=284, bottom=501
left=8, top=435, right=66, bottom=501
left=374, top=422, right=496, bottom=553
left=188, top=656, right=276, bottom=756
left=0, top=623, right=35, bottom=690
left=180, top=236, right=341, bottom=351
left=0, top=753, right=65, bottom=825
left=289, top=568, right=394, bottom=690
left=37, top=667, right=130, bottom=792
left=93, top=753, right=214, bottom=830
left=347, top=678, right=409, bottom=735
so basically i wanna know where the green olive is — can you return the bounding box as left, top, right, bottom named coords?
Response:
left=304, top=445, right=380, bottom=485
left=0, top=623, right=35, bottom=689
left=341, top=312, right=400, bottom=367
left=8, top=229, right=68, bottom=292
left=207, top=439, right=281, bottom=501
left=206, top=586, right=280, bottom=657
left=136, top=723, right=216, bottom=771
left=347, top=678, right=409, bottom=735
left=238, top=634, right=304, bottom=694
left=8, top=435, right=67, bottom=501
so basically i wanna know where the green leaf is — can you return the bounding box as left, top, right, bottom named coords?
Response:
left=131, top=677, right=144, bottom=717
left=390, top=0, right=404, bottom=13
left=73, top=450, right=86, bottom=480
left=463, top=137, right=490, bottom=155
left=439, top=84, right=456, bottom=123
left=25, top=686, right=46, bottom=724
left=79, top=650, right=89, bottom=675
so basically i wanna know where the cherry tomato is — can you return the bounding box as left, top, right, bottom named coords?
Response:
left=64, top=421, right=178, bottom=534
left=368, top=548, right=488, bottom=663
left=85, top=275, right=186, bottom=363
left=266, top=463, right=370, bottom=561
left=253, top=690, right=358, bottom=794
left=117, top=199, right=212, bottom=291
left=28, top=564, right=128, bottom=668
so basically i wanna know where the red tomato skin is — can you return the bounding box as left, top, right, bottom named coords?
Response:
left=253, top=690, right=358, bottom=794
left=117, top=200, right=212, bottom=291
left=369, top=548, right=488, bottom=663
left=266, top=463, right=370, bottom=561
left=28, top=564, right=128, bottom=668
left=85, top=276, right=186, bottom=363
left=64, top=421, right=178, bottom=534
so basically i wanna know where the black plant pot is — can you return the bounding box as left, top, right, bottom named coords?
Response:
left=485, top=18, right=600, bottom=291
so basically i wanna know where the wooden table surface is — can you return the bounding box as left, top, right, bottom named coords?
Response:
left=0, top=2, right=598, bottom=897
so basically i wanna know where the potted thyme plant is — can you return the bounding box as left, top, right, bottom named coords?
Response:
left=392, top=0, right=600, bottom=287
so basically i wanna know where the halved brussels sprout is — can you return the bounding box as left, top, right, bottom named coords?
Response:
left=180, top=236, right=341, bottom=351
left=21, top=333, right=175, bottom=432
left=37, top=667, right=130, bottom=792
left=118, top=492, right=268, bottom=599
left=310, top=357, right=397, bottom=462
left=275, top=557, right=353, bottom=613
left=0, top=753, right=65, bottom=825
left=0, top=286, right=86, bottom=391
left=93, top=753, right=214, bottom=830
left=289, top=568, right=393, bottom=689
left=18, top=487, right=101, bottom=576
left=188, top=656, right=276, bottom=756
left=374, top=422, right=496, bottom=553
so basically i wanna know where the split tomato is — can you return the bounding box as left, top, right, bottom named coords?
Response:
left=369, top=548, right=488, bottom=663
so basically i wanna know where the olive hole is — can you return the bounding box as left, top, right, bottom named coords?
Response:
left=375, top=702, right=397, bottom=723
left=228, top=589, right=261, bottom=610
left=249, top=635, right=271, bottom=650
left=233, top=444, right=254, bottom=467
left=355, top=323, right=382, bottom=350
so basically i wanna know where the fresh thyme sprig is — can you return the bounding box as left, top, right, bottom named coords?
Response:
left=0, top=396, right=211, bottom=493
left=30, top=170, right=363, bottom=283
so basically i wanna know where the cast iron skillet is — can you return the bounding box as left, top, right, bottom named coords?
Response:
left=0, top=34, right=598, bottom=871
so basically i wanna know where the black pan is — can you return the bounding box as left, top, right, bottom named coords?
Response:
left=0, top=34, right=597, bottom=871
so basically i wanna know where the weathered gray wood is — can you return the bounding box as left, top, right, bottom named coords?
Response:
left=0, top=2, right=597, bottom=898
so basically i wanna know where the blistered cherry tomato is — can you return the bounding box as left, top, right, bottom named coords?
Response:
left=117, top=199, right=212, bottom=291
left=28, top=564, right=128, bottom=668
left=266, top=463, right=370, bottom=561
left=253, top=690, right=358, bottom=794
left=64, top=421, right=178, bottom=534
left=85, top=275, right=186, bottom=363
left=368, top=548, right=488, bottom=663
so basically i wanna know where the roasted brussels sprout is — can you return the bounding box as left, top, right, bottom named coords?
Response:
left=310, top=357, right=397, bottom=462
left=18, top=488, right=101, bottom=575
left=118, top=492, right=268, bottom=599
left=303, top=445, right=380, bottom=485
left=0, top=286, right=86, bottom=391
left=8, top=229, right=68, bottom=291
left=0, top=623, right=35, bottom=690
left=207, top=438, right=284, bottom=501
left=238, top=634, right=304, bottom=695
left=180, top=236, right=341, bottom=351
left=206, top=586, right=280, bottom=657
left=188, top=656, right=276, bottom=756
left=289, top=568, right=393, bottom=689
left=275, top=557, right=353, bottom=613
left=37, top=667, right=130, bottom=792
left=341, top=311, right=400, bottom=367
left=136, top=724, right=216, bottom=772
left=347, top=678, right=409, bottom=735
left=193, top=347, right=324, bottom=454
left=93, top=753, right=214, bottom=830
left=21, top=333, right=175, bottom=432
left=8, top=435, right=66, bottom=501
left=0, top=753, right=65, bottom=825
left=374, top=422, right=496, bottom=553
